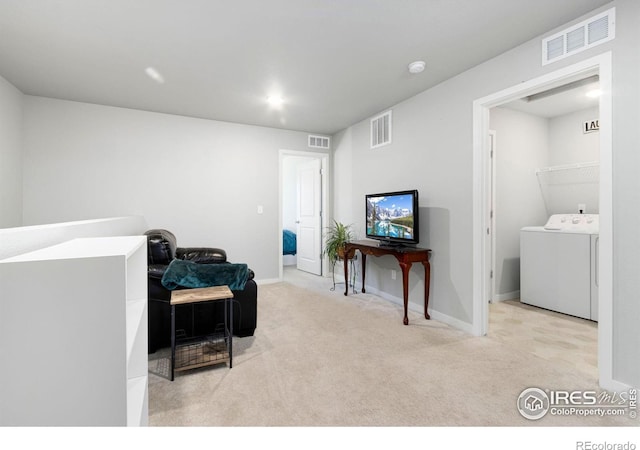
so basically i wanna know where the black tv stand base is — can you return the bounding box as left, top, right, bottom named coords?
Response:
left=376, top=241, right=415, bottom=249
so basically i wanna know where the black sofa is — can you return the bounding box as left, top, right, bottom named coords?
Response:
left=145, top=229, right=257, bottom=353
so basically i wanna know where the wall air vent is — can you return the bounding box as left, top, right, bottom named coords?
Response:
left=308, top=135, right=330, bottom=149
left=542, top=7, right=615, bottom=66
left=370, top=110, right=392, bottom=149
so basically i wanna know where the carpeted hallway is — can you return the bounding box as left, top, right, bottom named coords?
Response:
left=148, top=268, right=635, bottom=427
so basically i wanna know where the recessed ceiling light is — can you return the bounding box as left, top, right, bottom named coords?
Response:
left=586, top=89, right=602, bottom=98
left=145, top=67, right=165, bottom=84
left=267, top=95, right=284, bottom=107
left=408, top=60, right=426, bottom=74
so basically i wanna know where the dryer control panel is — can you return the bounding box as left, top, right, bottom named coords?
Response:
left=543, top=214, right=599, bottom=233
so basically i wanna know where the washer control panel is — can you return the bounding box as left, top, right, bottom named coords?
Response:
left=544, top=214, right=599, bottom=233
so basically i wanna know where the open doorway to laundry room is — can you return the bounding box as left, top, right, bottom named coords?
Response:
left=488, top=70, right=601, bottom=380
left=472, top=53, right=613, bottom=389
left=278, top=149, right=329, bottom=282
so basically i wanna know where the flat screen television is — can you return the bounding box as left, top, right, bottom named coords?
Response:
left=366, top=189, right=419, bottom=246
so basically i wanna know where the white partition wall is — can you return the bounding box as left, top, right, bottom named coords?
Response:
left=0, top=215, right=148, bottom=260
left=0, top=236, right=148, bottom=426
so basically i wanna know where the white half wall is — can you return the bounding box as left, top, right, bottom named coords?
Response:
left=0, top=74, right=23, bottom=228
left=0, top=216, right=148, bottom=260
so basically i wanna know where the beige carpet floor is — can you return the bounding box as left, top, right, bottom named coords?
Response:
left=148, top=270, right=636, bottom=427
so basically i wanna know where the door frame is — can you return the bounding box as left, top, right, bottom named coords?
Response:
left=472, top=52, right=616, bottom=390
left=488, top=130, right=496, bottom=304
left=278, top=149, right=330, bottom=280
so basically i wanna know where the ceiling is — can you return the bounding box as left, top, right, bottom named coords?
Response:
left=0, top=0, right=611, bottom=135
left=501, top=75, right=600, bottom=118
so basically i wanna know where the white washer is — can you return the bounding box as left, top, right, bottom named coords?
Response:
left=520, top=214, right=599, bottom=321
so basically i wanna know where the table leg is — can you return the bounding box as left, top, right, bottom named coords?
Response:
left=361, top=253, right=367, bottom=293
left=343, top=255, right=350, bottom=296
left=229, top=297, right=233, bottom=368
left=170, top=304, right=176, bottom=381
left=422, top=261, right=431, bottom=320
left=399, top=261, right=412, bottom=325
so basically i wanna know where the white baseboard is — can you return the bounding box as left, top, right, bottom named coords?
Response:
left=428, top=310, right=475, bottom=334
left=493, top=290, right=520, bottom=302
left=283, top=254, right=296, bottom=266
left=599, top=377, right=636, bottom=393
left=256, top=277, right=281, bottom=285
left=362, top=285, right=474, bottom=334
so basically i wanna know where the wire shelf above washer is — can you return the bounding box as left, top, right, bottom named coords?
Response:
left=536, top=161, right=599, bottom=185
left=536, top=161, right=600, bottom=215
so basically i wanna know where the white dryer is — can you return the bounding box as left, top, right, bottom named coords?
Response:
left=520, top=214, right=599, bottom=321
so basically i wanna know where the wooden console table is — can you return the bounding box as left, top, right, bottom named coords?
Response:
left=343, top=240, right=431, bottom=325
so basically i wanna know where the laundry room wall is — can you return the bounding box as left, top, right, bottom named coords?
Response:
left=542, top=107, right=601, bottom=215
left=548, top=107, right=600, bottom=166
left=490, top=107, right=550, bottom=299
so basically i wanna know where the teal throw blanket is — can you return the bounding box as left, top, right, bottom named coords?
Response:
left=161, top=259, right=249, bottom=291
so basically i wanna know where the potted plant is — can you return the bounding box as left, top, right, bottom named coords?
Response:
left=323, top=220, right=354, bottom=265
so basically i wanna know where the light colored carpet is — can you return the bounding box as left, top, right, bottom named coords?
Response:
left=148, top=271, right=636, bottom=427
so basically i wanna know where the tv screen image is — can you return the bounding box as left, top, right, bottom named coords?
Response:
left=366, top=190, right=419, bottom=245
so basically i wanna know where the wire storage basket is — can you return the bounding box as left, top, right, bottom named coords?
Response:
left=174, top=324, right=230, bottom=371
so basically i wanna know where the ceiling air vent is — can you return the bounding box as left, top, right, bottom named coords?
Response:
left=371, top=110, right=392, bottom=149
left=308, top=135, right=330, bottom=149
left=542, top=7, right=615, bottom=66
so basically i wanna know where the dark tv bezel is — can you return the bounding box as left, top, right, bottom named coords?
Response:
left=365, top=189, right=419, bottom=246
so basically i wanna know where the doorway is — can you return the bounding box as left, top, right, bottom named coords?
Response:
left=488, top=72, right=600, bottom=304
left=487, top=76, right=601, bottom=379
left=472, top=53, right=614, bottom=390
left=278, top=149, right=329, bottom=280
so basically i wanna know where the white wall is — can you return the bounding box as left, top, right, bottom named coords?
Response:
left=549, top=106, right=600, bottom=166
left=333, top=0, right=640, bottom=387
left=490, top=107, right=549, bottom=297
left=22, top=97, right=321, bottom=281
left=0, top=75, right=23, bottom=228
left=332, top=127, right=357, bottom=230
left=609, top=0, right=640, bottom=386
left=542, top=106, right=601, bottom=215
left=336, top=85, right=476, bottom=323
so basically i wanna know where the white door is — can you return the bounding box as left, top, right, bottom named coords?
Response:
left=296, top=158, right=322, bottom=275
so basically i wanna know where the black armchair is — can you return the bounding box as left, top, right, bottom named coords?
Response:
left=145, top=229, right=257, bottom=353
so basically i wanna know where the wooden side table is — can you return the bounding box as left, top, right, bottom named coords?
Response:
left=170, top=285, right=234, bottom=381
